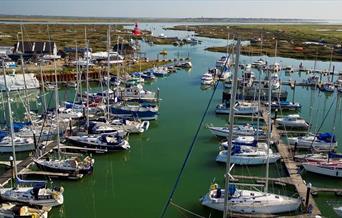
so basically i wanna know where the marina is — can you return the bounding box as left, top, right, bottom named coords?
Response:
left=0, top=19, right=342, bottom=218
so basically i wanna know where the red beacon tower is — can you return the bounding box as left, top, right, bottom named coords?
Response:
left=132, top=23, right=142, bottom=36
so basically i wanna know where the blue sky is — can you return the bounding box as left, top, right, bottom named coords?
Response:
left=1, top=0, right=342, bottom=20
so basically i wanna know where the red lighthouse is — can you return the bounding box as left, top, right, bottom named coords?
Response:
left=132, top=23, right=142, bottom=36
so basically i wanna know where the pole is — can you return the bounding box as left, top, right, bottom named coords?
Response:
left=107, top=25, right=111, bottom=121
left=223, top=39, right=240, bottom=218
left=2, top=62, right=18, bottom=182
left=85, top=27, right=90, bottom=133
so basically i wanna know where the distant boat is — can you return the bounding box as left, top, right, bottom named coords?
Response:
left=201, top=73, right=214, bottom=85
left=320, top=82, right=335, bottom=92
left=216, top=101, right=259, bottom=115
left=264, top=101, right=301, bottom=111
left=111, top=103, right=159, bottom=121
left=159, top=49, right=168, bottom=55
left=334, top=206, right=342, bottom=217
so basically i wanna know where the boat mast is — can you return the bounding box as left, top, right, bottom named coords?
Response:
left=53, top=50, right=61, bottom=160
left=2, top=62, right=18, bottom=181
left=328, top=96, right=339, bottom=163
left=256, top=68, right=262, bottom=141
left=39, top=62, right=47, bottom=113
left=85, top=27, right=90, bottom=133
left=107, top=25, right=111, bottom=120
left=223, top=39, right=240, bottom=218
left=19, top=24, right=30, bottom=114
left=265, top=41, right=276, bottom=193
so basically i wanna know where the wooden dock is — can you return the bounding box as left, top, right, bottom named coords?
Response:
left=0, top=141, right=57, bottom=187
left=260, top=106, right=321, bottom=216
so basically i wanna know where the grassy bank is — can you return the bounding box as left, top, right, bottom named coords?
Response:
left=169, top=25, right=342, bottom=61
left=0, top=24, right=150, bottom=52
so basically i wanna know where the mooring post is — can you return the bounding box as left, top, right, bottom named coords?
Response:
left=305, top=182, right=312, bottom=209
left=9, top=155, right=14, bottom=179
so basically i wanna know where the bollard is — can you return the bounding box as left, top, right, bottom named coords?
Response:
left=305, top=182, right=312, bottom=209
left=9, top=156, right=14, bottom=179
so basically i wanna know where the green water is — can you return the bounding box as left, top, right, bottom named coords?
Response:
left=1, top=24, right=342, bottom=217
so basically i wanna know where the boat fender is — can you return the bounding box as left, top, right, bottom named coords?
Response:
left=210, top=183, right=218, bottom=190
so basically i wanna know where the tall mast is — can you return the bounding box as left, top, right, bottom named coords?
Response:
left=39, top=62, right=47, bottom=113
left=19, top=24, right=30, bottom=114
left=328, top=96, right=339, bottom=163
left=85, top=26, right=90, bottom=132
left=265, top=41, right=277, bottom=193
left=2, top=62, right=18, bottom=180
left=107, top=25, right=111, bottom=120
left=223, top=39, right=240, bottom=218
left=256, top=68, right=262, bottom=141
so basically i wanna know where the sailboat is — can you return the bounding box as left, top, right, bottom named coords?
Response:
left=0, top=61, right=64, bottom=207
left=201, top=40, right=300, bottom=214
left=302, top=96, right=342, bottom=177
left=287, top=132, right=337, bottom=150
left=33, top=35, right=94, bottom=177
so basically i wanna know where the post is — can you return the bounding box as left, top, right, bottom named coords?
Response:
left=305, top=183, right=312, bottom=209
left=9, top=156, right=14, bottom=179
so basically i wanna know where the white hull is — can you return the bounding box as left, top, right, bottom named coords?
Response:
left=0, top=187, right=63, bottom=207
left=201, top=189, right=300, bottom=214
left=216, top=150, right=281, bottom=165
left=334, top=207, right=342, bottom=217
left=208, top=126, right=265, bottom=138
left=288, top=136, right=337, bottom=150
left=303, top=163, right=342, bottom=177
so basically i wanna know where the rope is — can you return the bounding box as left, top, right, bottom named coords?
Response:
left=160, top=80, right=220, bottom=218
left=170, top=201, right=207, bottom=218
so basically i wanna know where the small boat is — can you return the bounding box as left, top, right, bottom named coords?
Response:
left=159, top=49, right=168, bottom=55
left=34, top=155, right=95, bottom=175
left=151, top=67, right=168, bottom=77
left=216, top=101, right=259, bottom=115
left=276, top=114, right=309, bottom=129
left=320, top=82, right=335, bottom=92
left=264, top=101, right=302, bottom=111
left=270, top=73, right=280, bottom=90
left=216, top=144, right=281, bottom=165
left=66, top=133, right=130, bottom=152
left=287, top=132, right=337, bottom=150
left=302, top=161, right=342, bottom=177
left=116, top=84, right=157, bottom=102
left=251, top=59, right=267, bottom=69
left=0, top=180, right=64, bottom=207
left=220, top=136, right=257, bottom=148
left=216, top=56, right=229, bottom=68
left=139, top=71, right=156, bottom=80
left=111, top=103, right=159, bottom=121
left=0, top=203, right=49, bottom=218
left=200, top=184, right=301, bottom=214
left=304, top=74, right=319, bottom=86
left=175, top=61, right=192, bottom=68
left=283, top=66, right=294, bottom=73
left=268, top=63, right=281, bottom=72
left=201, top=73, right=214, bottom=85
left=0, top=136, right=35, bottom=153
left=208, top=124, right=266, bottom=139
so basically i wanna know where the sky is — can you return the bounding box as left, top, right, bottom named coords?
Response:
left=1, top=0, right=342, bottom=20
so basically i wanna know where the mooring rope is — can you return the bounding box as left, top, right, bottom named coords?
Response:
left=160, top=79, right=220, bottom=218
left=170, top=201, right=207, bottom=218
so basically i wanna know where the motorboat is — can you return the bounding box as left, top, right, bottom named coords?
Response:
left=201, top=73, right=214, bottom=85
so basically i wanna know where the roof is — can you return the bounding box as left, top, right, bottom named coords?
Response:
left=15, top=41, right=56, bottom=53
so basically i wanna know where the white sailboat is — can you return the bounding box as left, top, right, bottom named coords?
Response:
left=287, top=132, right=337, bottom=150
left=208, top=124, right=266, bottom=139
